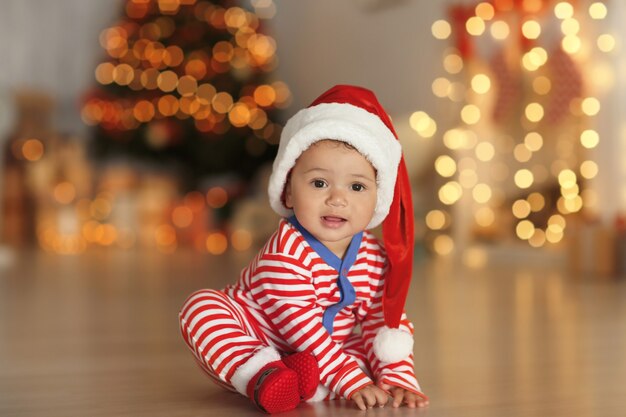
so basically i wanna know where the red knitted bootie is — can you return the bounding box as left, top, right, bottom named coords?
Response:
left=282, top=351, right=320, bottom=401
left=246, top=361, right=300, bottom=413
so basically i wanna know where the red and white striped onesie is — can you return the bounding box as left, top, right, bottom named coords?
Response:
left=179, top=217, right=425, bottom=401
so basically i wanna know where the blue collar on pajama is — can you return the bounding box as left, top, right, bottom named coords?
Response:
left=287, top=216, right=362, bottom=334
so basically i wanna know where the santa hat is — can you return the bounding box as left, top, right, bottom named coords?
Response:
left=268, top=85, right=415, bottom=363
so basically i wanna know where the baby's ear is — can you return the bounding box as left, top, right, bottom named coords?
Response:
left=283, top=180, right=293, bottom=209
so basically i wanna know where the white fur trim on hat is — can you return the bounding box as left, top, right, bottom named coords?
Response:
left=230, top=346, right=281, bottom=396
left=372, top=326, right=414, bottom=363
left=268, top=102, right=402, bottom=229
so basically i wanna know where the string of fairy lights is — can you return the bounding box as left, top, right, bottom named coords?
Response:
left=412, top=0, right=613, bottom=255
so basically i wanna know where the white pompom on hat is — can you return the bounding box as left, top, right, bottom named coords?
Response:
left=267, top=85, right=416, bottom=362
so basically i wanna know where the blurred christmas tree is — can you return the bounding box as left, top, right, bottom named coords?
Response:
left=82, top=0, right=290, bottom=190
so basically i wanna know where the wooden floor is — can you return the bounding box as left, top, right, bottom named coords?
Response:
left=1, top=247, right=625, bottom=417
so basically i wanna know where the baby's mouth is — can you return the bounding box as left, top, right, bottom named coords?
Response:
left=321, top=216, right=347, bottom=227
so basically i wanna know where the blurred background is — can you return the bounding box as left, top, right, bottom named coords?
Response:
left=2, top=1, right=626, bottom=416
left=1, top=0, right=625, bottom=275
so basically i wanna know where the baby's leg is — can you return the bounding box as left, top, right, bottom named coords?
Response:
left=179, top=289, right=272, bottom=392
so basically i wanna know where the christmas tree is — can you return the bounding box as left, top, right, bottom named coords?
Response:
left=82, top=0, right=290, bottom=190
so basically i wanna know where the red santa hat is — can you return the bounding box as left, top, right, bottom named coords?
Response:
left=268, top=85, right=415, bottom=363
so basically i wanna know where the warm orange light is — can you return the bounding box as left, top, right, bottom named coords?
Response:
left=172, top=206, right=193, bottom=228
left=206, top=187, right=228, bottom=208
left=231, top=229, right=253, bottom=251
left=22, top=139, right=44, bottom=161
left=206, top=232, right=228, bottom=255
left=254, top=85, right=276, bottom=107
left=53, top=182, right=77, bottom=205
left=133, top=100, right=156, bottom=122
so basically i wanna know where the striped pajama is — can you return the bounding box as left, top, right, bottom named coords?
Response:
left=179, top=219, right=425, bottom=400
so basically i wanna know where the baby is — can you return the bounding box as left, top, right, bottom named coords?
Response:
left=179, top=85, right=428, bottom=412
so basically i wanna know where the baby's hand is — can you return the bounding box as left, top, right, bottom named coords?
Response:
left=350, top=384, right=388, bottom=410
left=380, top=383, right=429, bottom=408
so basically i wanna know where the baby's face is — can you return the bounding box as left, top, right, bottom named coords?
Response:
left=285, top=140, right=377, bottom=258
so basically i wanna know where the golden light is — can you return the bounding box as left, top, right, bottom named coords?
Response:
left=113, top=64, right=135, bottom=85
left=475, top=141, right=495, bottom=161
left=459, top=168, right=478, bottom=189
left=231, top=229, right=253, bottom=251
left=589, top=2, right=608, bottom=19
left=561, top=18, right=580, bottom=36
left=580, top=160, right=599, bottom=179
left=580, top=129, right=600, bottom=149
left=248, top=108, right=268, bottom=130
left=229, top=103, right=252, bottom=127
left=426, top=210, right=447, bottom=230
left=472, top=183, right=492, bottom=204
left=443, top=53, right=464, bottom=74
left=95, top=62, right=115, bottom=85
left=431, top=77, right=451, bottom=98
left=254, top=85, right=276, bottom=107
left=516, top=220, right=535, bottom=240
left=206, top=232, right=228, bottom=255
left=133, top=100, right=155, bottom=122
left=53, top=182, right=76, bottom=205
left=554, top=2, right=574, bottom=19
left=206, top=187, right=228, bottom=208
left=224, top=7, right=248, bottom=29
left=562, top=35, right=581, bottom=54
left=184, top=191, right=206, bottom=212
left=514, top=169, right=534, bottom=189
left=563, top=195, right=583, bottom=212
left=524, top=102, right=544, bottom=122
left=490, top=20, right=510, bottom=40
left=558, top=169, right=577, bottom=188
left=533, top=76, right=551, bottom=95
left=213, top=41, right=235, bottom=63
left=597, top=34, right=616, bottom=53
left=172, top=206, right=193, bottom=228
left=466, top=16, right=486, bottom=36
left=439, top=181, right=463, bottom=205
left=475, top=206, right=495, bottom=227
left=197, top=83, right=217, bottom=104
left=514, top=144, right=532, bottom=162
left=434, top=155, right=456, bottom=178
left=164, top=45, right=184, bottom=67
left=410, top=111, right=437, bottom=138
left=524, top=132, right=543, bottom=152
left=212, top=92, right=234, bottom=113
left=471, top=73, right=491, bottom=94
left=463, top=246, right=488, bottom=268
left=141, top=68, right=159, bottom=89
left=443, top=128, right=465, bottom=150
left=546, top=227, right=564, bottom=244
left=431, top=19, right=452, bottom=39
left=22, top=139, right=44, bottom=161
left=522, top=20, right=541, bottom=39
left=157, top=70, right=178, bottom=92
left=528, top=228, right=546, bottom=247
left=512, top=199, right=531, bottom=219
left=523, top=47, right=548, bottom=71
left=177, top=75, right=198, bottom=97
left=581, top=97, right=601, bottom=116
left=461, top=104, right=481, bottom=125
left=157, top=95, right=179, bottom=116
left=527, top=192, right=545, bottom=212
left=561, top=184, right=580, bottom=199
left=433, top=234, right=454, bottom=255
left=475, top=2, right=495, bottom=20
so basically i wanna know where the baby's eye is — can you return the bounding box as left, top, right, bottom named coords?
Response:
left=351, top=183, right=366, bottom=192
left=312, top=179, right=327, bottom=188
